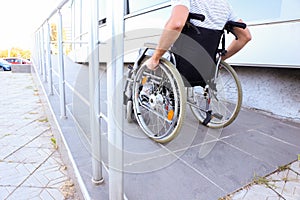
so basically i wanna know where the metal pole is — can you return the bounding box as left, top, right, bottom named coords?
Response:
left=89, top=0, right=103, bottom=184
left=36, top=31, right=41, bottom=73
left=46, top=20, right=54, bottom=95
left=57, top=9, right=67, bottom=118
left=33, top=34, right=37, bottom=67
left=39, top=30, right=43, bottom=75
left=35, top=33, right=39, bottom=68
left=108, top=0, right=125, bottom=199
left=79, top=0, right=82, bottom=47
left=41, top=25, right=47, bottom=82
left=71, top=0, right=76, bottom=52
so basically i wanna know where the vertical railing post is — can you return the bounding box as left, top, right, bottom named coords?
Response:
left=89, top=0, right=103, bottom=184
left=108, top=0, right=125, bottom=199
left=33, top=33, right=38, bottom=68
left=36, top=33, right=39, bottom=68
left=36, top=30, right=42, bottom=73
left=71, top=0, right=76, bottom=52
left=41, top=25, right=47, bottom=82
left=79, top=0, right=83, bottom=47
left=39, top=30, right=43, bottom=75
left=57, top=9, right=67, bottom=118
left=46, top=20, right=54, bottom=95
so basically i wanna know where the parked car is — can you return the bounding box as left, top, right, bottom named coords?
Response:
left=4, top=57, right=31, bottom=65
left=0, top=59, right=12, bottom=71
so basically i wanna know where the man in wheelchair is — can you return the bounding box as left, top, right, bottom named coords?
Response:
left=144, top=0, right=251, bottom=87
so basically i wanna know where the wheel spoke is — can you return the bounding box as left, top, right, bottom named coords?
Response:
left=138, top=98, right=172, bottom=124
left=132, top=56, right=186, bottom=143
left=189, top=61, right=242, bottom=128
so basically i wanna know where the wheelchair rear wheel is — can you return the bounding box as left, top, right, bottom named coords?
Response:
left=189, top=61, right=242, bottom=128
left=132, top=56, right=186, bottom=143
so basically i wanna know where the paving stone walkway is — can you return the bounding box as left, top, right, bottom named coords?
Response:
left=222, top=160, right=300, bottom=200
left=0, top=72, right=79, bottom=200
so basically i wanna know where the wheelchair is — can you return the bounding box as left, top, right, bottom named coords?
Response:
left=123, top=17, right=245, bottom=143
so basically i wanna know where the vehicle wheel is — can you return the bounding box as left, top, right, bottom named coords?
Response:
left=132, top=56, right=186, bottom=143
left=189, top=61, right=242, bottom=128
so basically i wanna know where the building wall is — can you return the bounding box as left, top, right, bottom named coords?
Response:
left=234, top=67, right=300, bottom=122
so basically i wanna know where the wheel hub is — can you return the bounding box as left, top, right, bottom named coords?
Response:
left=149, top=94, right=163, bottom=108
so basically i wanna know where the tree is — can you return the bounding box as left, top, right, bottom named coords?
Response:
left=0, top=50, right=8, bottom=58
left=0, top=48, right=31, bottom=59
left=50, top=23, right=58, bottom=54
left=50, top=23, right=71, bottom=55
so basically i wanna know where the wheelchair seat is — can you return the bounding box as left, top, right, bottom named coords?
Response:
left=171, top=22, right=223, bottom=87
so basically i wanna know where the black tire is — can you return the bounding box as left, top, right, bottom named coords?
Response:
left=126, top=100, right=134, bottom=123
left=132, top=56, right=186, bottom=143
left=189, top=61, right=242, bottom=128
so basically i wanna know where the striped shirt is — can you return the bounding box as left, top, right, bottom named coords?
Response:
left=171, top=0, right=239, bottom=30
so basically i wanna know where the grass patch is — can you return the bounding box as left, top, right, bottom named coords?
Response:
left=38, top=117, right=48, bottom=123
left=253, top=173, right=277, bottom=190
left=25, top=86, right=33, bottom=89
left=218, top=196, right=231, bottom=200
left=277, top=164, right=290, bottom=172
left=0, top=133, right=11, bottom=139
left=51, top=137, right=58, bottom=149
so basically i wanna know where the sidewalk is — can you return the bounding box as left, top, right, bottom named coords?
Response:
left=0, top=72, right=81, bottom=200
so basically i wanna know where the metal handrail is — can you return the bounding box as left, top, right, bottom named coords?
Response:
left=36, top=0, right=71, bottom=31
left=74, top=31, right=89, bottom=41
left=33, top=0, right=126, bottom=199
left=33, top=0, right=105, bottom=191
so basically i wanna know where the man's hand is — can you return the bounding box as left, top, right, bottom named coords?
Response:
left=144, top=57, right=160, bottom=71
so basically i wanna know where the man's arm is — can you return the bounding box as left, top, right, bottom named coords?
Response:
left=222, top=19, right=252, bottom=60
left=145, top=5, right=189, bottom=70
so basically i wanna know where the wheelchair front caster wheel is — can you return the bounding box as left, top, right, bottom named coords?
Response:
left=126, top=100, right=134, bottom=123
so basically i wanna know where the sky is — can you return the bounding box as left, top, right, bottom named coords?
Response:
left=1, top=0, right=299, bottom=51
left=0, top=0, right=59, bottom=50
